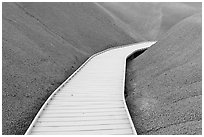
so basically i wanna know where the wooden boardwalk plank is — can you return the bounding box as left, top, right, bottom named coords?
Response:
left=32, top=124, right=131, bottom=132
left=35, top=119, right=129, bottom=127
left=46, top=104, right=124, bottom=110
left=31, top=129, right=133, bottom=135
left=40, top=111, right=126, bottom=117
left=43, top=108, right=125, bottom=113
left=38, top=115, right=128, bottom=122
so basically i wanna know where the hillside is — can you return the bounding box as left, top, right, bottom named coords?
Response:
left=98, top=2, right=201, bottom=40
left=125, top=13, right=202, bottom=135
left=2, top=2, right=201, bottom=135
left=2, top=2, right=137, bottom=135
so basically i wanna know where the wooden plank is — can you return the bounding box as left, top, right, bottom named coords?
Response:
left=42, top=108, right=125, bottom=114
left=57, top=90, right=122, bottom=93
left=45, top=104, right=124, bottom=110
left=38, top=115, right=128, bottom=122
left=50, top=100, right=123, bottom=103
left=32, top=123, right=131, bottom=132
left=35, top=119, right=129, bottom=127
left=52, top=98, right=122, bottom=101
left=53, top=94, right=122, bottom=98
left=53, top=96, right=122, bottom=100
left=52, top=96, right=122, bottom=99
left=40, top=111, right=126, bottom=117
left=31, top=128, right=132, bottom=135
left=48, top=101, right=123, bottom=106
left=54, top=93, right=122, bottom=96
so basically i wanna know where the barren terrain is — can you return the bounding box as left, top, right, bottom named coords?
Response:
left=2, top=2, right=202, bottom=135
left=2, top=3, right=136, bottom=134
left=125, top=13, right=202, bottom=135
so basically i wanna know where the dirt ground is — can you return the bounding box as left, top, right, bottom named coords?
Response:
left=125, top=13, right=202, bottom=135
left=2, top=2, right=201, bottom=135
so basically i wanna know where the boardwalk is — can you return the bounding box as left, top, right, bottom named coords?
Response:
left=25, top=41, right=156, bottom=135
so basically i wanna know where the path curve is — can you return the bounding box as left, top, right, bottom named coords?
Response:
left=25, top=41, right=156, bottom=135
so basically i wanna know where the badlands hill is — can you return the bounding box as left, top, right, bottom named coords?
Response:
left=2, top=2, right=137, bottom=135
left=126, top=13, right=202, bottom=135
left=98, top=2, right=201, bottom=40
left=2, top=2, right=201, bottom=135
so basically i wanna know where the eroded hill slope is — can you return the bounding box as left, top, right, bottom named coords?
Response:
left=98, top=2, right=201, bottom=40
left=2, top=3, right=136, bottom=134
left=125, top=13, right=202, bottom=135
left=2, top=2, right=201, bottom=135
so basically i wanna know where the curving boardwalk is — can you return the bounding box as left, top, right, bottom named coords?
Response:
left=25, top=41, right=156, bottom=135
